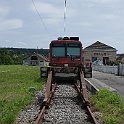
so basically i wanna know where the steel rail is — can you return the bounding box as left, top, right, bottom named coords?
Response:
left=80, top=70, right=88, bottom=102
left=35, top=106, right=46, bottom=124
left=35, top=84, right=56, bottom=124
left=75, top=71, right=99, bottom=124
left=74, top=83, right=99, bottom=124
left=35, top=71, right=56, bottom=124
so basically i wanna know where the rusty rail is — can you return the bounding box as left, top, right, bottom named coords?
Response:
left=74, top=70, right=99, bottom=124
left=80, top=70, right=88, bottom=102
left=35, top=106, right=46, bottom=124
left=35, top=71, right=56, bottom=124
left=44, top=71, right=53, bottom=100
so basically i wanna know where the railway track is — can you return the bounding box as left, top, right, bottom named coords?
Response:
left=42, top=83, right=93, bottom=124
left=35, top=71, right=99, bottom=124
left=16, top=72, right=99, bottom=124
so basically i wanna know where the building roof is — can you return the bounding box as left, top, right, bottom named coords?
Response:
left=84, top=41, right=116, bottom=51
left=23, top=52, right=48, bottom=62
left=31, top=52, right=48, bottom=61
left=37, top=53, right=48, bottom=61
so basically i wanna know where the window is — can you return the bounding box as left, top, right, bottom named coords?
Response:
left=52, top=47, right=65, bottom=57
left=67, top=47, right=80, bottom=56
left=51, top=43, right=81, bottom=57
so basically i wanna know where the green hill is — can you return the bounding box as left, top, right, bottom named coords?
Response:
left=0, top=48, right=48, bottom=65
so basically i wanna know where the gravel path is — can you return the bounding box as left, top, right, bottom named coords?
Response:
left=43, top=83, right=93, bottom=124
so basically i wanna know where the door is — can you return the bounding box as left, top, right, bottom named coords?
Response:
left=103, top=57, right=109, bottom=65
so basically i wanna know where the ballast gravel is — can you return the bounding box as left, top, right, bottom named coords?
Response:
left=16, top=84, right=93, bottom=124
left=43, top=84, right=93, bottom=124
left=16, top=87, right=45, bottom=124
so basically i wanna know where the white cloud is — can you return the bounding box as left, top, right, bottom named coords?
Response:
left=0, top=5, right=23, bottom=31
left=87, top=0, right=117, bottom=4
left=43, top=18, right=60, bottom=25
left=5, top=40, right=11, bottom=43
left=80, top=22, right=93, bottom=27
left=31, top=2, right=63, bottom=18
left=0, top=6, right=9, bottom=20
left=17, top=41, right=27, bottom=46
left=0, top=19, right=23, bottom=31
left=30, top=1, right=77, bottom=27
left=1, top=40, right=27, bottom=48
left=100, top=14, right=118, bottom=20
left=31, top=2, right=76, bottom=18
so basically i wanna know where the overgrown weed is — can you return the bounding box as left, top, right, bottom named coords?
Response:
left=0, top=65, right=45, bottom=124
left=90, top=88, right=124, bottom=124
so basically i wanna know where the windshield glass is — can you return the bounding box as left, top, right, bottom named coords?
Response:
left=67, top=47, right=80, bottom=56
left=52, top=47, right=65, bottom=57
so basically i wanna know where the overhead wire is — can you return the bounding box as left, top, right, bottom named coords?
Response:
left=31, top=0, right=67, bottom=37
left=31, top=0, right=49, bottom=34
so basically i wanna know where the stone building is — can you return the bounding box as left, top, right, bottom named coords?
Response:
left=23, top=52, right=48, bottom=66
left=83, top=41, right=117, bottom=65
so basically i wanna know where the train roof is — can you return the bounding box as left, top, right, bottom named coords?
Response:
left=50, top=37, right=82, bottom=44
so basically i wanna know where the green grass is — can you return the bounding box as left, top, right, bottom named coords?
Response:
left=0, top=65, right=45, bottom=124
left=90, top=88, right=124, bottom=124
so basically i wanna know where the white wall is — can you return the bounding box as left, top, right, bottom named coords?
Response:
left=118, top=64, right=124, bottom=76
left=93, top=64, right=124, bottom=76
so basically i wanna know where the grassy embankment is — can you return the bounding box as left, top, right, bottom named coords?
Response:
left=0, top=65, right=45, bottom=124
left=90, top=89, right=124, bottom=124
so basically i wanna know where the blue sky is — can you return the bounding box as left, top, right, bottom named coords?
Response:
left=0, top=0, right=124, bottom=53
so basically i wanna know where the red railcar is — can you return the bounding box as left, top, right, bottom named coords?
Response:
left=40, top=37, right=92, bottom=78
left=49, top=37, right=83, bottom=68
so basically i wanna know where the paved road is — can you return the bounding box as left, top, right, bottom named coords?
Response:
left=92, top=71, right=124, bottom=100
